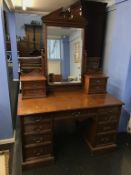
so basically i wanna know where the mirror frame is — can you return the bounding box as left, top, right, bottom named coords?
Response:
left=42, top=1, right=87, bottom=86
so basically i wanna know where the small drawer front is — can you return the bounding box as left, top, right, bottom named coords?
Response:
left=24, top=144, right=52, bottom=160
left=22, top=81, right=44, bottom=90
left=23, top=120, right=52, bottom=133
left=24, top=133, right=52, bottom=145
left=97, top=107, right=121, bottom=122
left=88, top=85, right=106, bottom=94
left=22, top=88, right=46, bottom=98
left=23, top=115, right=51, bottom=124
left=90, top=78, right=107, bottom=86
left=98, top=106, right=120, bottom=114
left=96, top=133, right=116, bottom=146
left=97, top=114, right=119, bottom=123
left=97, top=122, right=118, bottom=133
left=54, top=109, right=97, bottom=122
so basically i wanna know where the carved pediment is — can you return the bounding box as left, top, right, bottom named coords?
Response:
left=42, top=1, right=87, bottom=28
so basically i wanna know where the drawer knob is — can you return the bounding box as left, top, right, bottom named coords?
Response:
left=35, top=118, right=42, bottom=122
left=33, top=138, right=41, bottom=143
left=36, top=126, right=43, bottom=131
left=72, top=111, right=81, bottom=117
left=34, top=152, right=41, bottom=156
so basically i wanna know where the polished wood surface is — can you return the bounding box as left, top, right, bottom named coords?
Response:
left=20, top=75, right=46, bottom=81
left=17, top=91, right=123, bottom=116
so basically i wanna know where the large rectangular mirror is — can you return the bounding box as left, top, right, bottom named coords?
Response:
left=47, top=26, right=84, bottom=84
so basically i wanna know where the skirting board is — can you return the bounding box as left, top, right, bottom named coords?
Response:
left=0, top=150, right=9, bottom=175
left=0, top=130, right=15, bottom=145
left=13, top=79, right=19, bottom=82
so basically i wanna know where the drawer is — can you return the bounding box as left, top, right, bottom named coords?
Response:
left=24, top=132, right=52, bottom=145
left=90, top=78, right=107, bottom=86
left=22, top=88, right=46, bottom=99
left=23, top=120, right=52, bottom=133
left=24, top=144, right=52, bottom=160
left=54, top=109, right=97, bottom=121
left=97, top=106, right=120, bottom=114
left=97, top=113, right=119, bottom=123
left=22, top=81, right=45, bottom=90
left=97, top=122, right=118, bottom=133
left=96, top=133, right=116, bottom=146
left=88, top=85, right=106, bottom=94
left=23, top=115, right=52, bottom=124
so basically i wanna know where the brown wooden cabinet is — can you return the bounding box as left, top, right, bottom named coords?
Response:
left=20, top=75, right=46, bottom=99
left=84, top=74, right=108, bottom=94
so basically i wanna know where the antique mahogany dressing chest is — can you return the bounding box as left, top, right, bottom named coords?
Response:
left=18, top=1, right=123, bottom=170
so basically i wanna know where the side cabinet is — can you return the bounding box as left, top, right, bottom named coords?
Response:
left=20, top=114, right=54, bottom=170
left=83, top=105, right=122, bottom=153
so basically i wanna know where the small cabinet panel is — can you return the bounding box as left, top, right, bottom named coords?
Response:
left=90, top=78, right=107, bottom=86
left=23, top=121, right=52, bottom=133
left=22, top=81, right=44, bottom=90
left=22, top=89, right=46, bottom=99
left=23, top=115, right=52, bottom=124
left=24, top=144, right=53, bottom=160
left=24, top=132, right=52, bottom=145
left=84, top=74, right=108, bottom=94
left=97, top=122, right=118, bottom=133
left=96, top=133, right=116, bottom=146
left=97, top=106, right=121, bottom=123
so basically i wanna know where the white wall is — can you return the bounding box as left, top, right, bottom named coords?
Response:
left=15, top=13, right=42, bottom=38
left=69, top=30, right=83, bottom=81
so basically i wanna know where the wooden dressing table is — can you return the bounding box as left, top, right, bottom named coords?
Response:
left=17, top=1, right=123, bottom=170
left=18, top=91, right=122, bottom=169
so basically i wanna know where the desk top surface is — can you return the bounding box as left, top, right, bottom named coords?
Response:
left=17, top=91, right=123, bottom=116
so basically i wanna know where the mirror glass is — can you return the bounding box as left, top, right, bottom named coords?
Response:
left=47, top=26, right=83, bottom=84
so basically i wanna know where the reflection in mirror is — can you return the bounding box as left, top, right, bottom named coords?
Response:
left=47, top=26, right=83, bottom=84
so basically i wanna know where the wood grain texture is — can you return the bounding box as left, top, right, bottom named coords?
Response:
left=17, top=91, right=123, bottom=116
left=20, top=75, right=46, bottom=81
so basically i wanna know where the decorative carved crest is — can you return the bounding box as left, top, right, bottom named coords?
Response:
left=42, top=1, right=86, bottom=28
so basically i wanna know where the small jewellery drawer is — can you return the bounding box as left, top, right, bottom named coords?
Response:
left=24, top=144, right=52, bottom=160
left=90, top=78, right=107, bottom=86
left=22, top=89, right=46, bottom=99
left=97, top=122, right=118, bottom=133
left=23, top=121, right=52, bottom=133
left=22, top=81, right=44, bottom=90
left=24, top=132, right=52, bottom=145
left=23, top=115, right=52, bottom=124
left=96, top=133, right=116, bottom=146
left=88, top=85, right=106, bottom=94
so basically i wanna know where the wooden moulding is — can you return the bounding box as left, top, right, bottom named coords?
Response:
left=42, top=1, right=87, bottom=28
left=85, top=139, right=117, bottom=155
left=22, top=156, right=54, bottom=170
